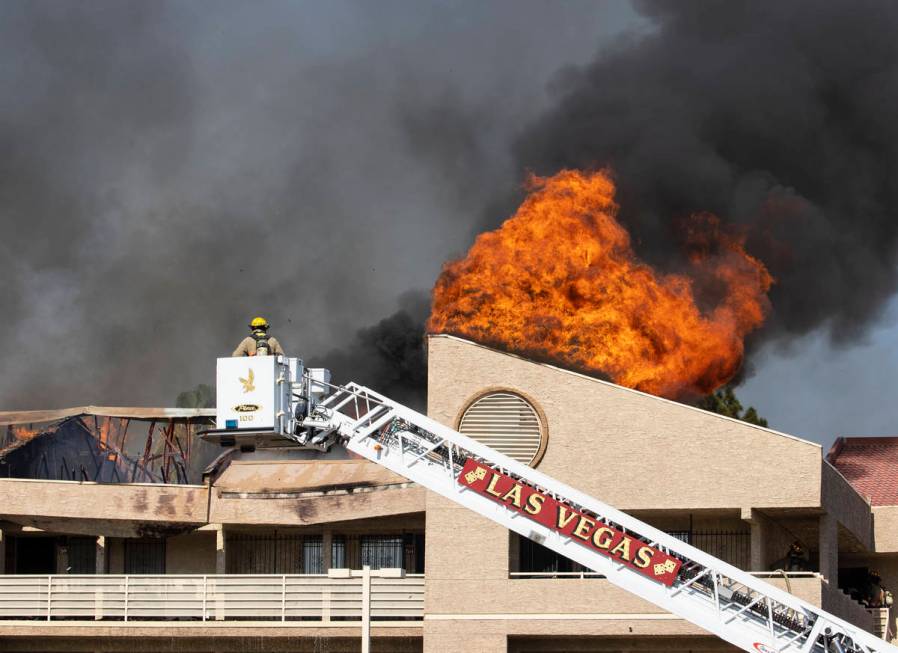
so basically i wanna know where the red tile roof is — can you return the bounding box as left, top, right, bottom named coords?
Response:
left=828, top=437, right=898, bottom=506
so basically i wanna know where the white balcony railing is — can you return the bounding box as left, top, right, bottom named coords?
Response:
left=0, top=573, right=424, bottom=623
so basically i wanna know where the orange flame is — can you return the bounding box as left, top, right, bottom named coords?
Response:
left=8, top=425, right=39, bottom=441
left=427, top=170, right=772, bottom=399
left=97, top=417, right=112, bottom=451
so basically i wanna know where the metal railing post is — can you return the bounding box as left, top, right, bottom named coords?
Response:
left=95, top=575, right=103, bottom=621
left=361, top=566, right=371, bottom=653
left=202, top=575, right=207, bottom=622
left=323, top=581, right=331, bottom=624
left=46, top=576, right=52, bottom=621
left=124, top=575, right=129, bottom=622
left=281, top=575, right=286, bottom=622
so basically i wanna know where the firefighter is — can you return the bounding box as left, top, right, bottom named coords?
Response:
left=863, top=570, right=886, bottom=607
left=770, top=541, right=811, bottom=572
left=785, top=541, right=809, bottom=571
left=232, top=317, right=285, bottom=357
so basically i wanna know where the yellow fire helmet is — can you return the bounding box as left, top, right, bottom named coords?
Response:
left=249, top=316, right=270, bottom=329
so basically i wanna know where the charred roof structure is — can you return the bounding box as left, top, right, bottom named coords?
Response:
left=0, top=407, right=217, bottom=484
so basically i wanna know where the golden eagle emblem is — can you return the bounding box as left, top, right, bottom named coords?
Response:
left=238, top=369, right=255, bottom=394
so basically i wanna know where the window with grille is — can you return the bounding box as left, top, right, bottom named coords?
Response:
left=458, top=392, right=545, bottom=465
left=332, top=535, right=346, bottom=569
left=227, top=533, right=306, bottom=574
left=664, top=530, right=750, bottom=569
left=515, top=533, right=583, bottom=576
left=360, top=535, right=404, bottom=570
left=124, top=539, right=166, bottom=574
left=691, top=531, right=750, bottom=570
left=66, top=537, right=97, bottom=574
left=303, top=537, right=323, bottom=574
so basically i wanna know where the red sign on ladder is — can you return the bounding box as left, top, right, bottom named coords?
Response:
left=458, top=459, right=682, bottom=586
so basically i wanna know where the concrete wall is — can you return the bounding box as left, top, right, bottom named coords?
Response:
left=427, top=336, right=823, bottom=511
left=209, top=486, right=426, bottom=526
left=874, top=507, right=898, bottom=553
left=0, top=478, right=209, bottom=530
left=0, top=466, right=425, bottom=536
left=822, top=463, right=873, bottom=550
left=821, top=581, right=875, bottom=632
left=166, top=530, right=216, bottom=574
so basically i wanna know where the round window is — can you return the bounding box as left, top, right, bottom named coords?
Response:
left=458, top=392, right=545, bottom=466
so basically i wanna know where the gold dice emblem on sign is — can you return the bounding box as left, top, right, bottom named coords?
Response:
left=465, top=467, right=487, bottom=484
left=653, top=559, right=677, bottom=576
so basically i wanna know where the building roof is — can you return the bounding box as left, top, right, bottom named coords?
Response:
left=0, top=406, right=216, bottom=426
left=827, top=437, right=898, bottom=506
left=0, top=408, right=218, bottom=485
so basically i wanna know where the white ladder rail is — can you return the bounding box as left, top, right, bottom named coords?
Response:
left=301, top=381, right=894, bottom=653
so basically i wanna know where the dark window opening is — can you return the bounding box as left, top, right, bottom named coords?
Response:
left=226, top=533, right=304, bottom=574
left=124, top=539, right=166, bottom=574
left=515, top=534, right=585, bottom=577
left=10, top=536, right=56, bottom=574
left=66, top=537, right=97, bottom=574
left=839, top=567, right=889, bottom=607
left=409, top=532, right=425, bottom=574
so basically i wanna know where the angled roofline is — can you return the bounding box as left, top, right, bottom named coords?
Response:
left=828, top=436, right=898, bottom=465
left=826, top=436, right=846, bottom=463
left=428, top=334, right=820, bottom=449
left=832, top=436, right=898, bottom=445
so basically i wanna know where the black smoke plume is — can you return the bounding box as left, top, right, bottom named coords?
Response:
left=512, top=0, right=898, bottom=347
left=309, top=291, right=429, bottom=410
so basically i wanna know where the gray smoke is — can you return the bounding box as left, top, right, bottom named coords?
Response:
left=0, top=0, right=636, bottom=409
left=512, top=0, right=898, bottom=348
left=310, top=290, right=429, bottom=409
left=6, top=1, right=895, bottom=413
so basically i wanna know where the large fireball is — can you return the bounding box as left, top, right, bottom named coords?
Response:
left=427, top=170, right=772, bottom=399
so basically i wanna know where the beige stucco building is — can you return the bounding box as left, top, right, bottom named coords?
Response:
left=0, top=335, right=894, bottom=652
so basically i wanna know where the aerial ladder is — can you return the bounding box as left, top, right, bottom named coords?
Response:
left=205, top=355, right=897, bottom=653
